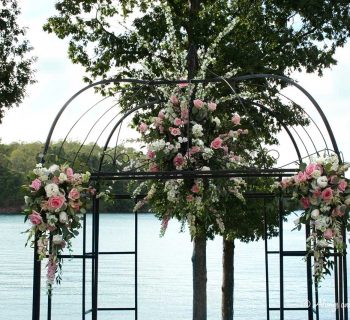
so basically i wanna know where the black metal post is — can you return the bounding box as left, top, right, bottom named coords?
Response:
left=278, top=191, right=284, bottom=320
left=32, top=235, right=41, bottom=320
left=92, top=195, right=100, bottom=320
left=343, top=225, right=348, bottom=320
left=134, top=199, right=138, bottom=320
left=336, top=252, right=340, bottom=320
left=264, top=200, right=270, bottom=320
left=305, top=222, right=313, bottom=320
left=82, top=213, right=87, bottom=320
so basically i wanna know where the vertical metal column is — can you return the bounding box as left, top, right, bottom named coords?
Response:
left=134, top=199, right=138, bottom=320
left=305, top=222, right=314, bottom=320
left=343, top=226, right=348, bottom=320
left=92, top=195, right=100, bottom=320
left=82, top=213, right=87, bottom=320
left=278, top=191, right=284, bottom=320
left=32, top=235, right=41, bottom=320
left=264, top=199, right=270, bottom=320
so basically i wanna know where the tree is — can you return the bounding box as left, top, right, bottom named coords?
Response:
left=0, top=0, right=36, bottom=122
left=44, top=1, right=350, bottom=319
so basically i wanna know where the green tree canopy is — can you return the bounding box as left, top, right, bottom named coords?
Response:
left=0, top=0, right=36, bottom=122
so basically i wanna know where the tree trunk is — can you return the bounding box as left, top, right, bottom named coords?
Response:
left=222, top=238, right=234, bottom=320
left=192, top=234, right=207, bottom=320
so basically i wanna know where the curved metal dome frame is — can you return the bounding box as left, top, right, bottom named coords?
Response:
left=32, top=74, right=348, bottom=320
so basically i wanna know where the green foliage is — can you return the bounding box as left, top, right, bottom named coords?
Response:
left=0, top=0, right=36, bottom=122
left=44, top=0, right=350, bottom=81
left=0, top=141, right=138, bottom=212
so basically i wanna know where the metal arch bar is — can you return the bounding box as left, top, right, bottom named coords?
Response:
left=57, top=96, right=110, bottom=160
left=240, top=80, right=323, bottom=158
left=231, top=74, right=341, bottom=158
left=98, top=100, right=160, bottom=173
left=290, top=126, right=311, bottom=160
left=71, top=102, right=119, bottom=167
left=247, top=100, right=302, bottom=162
left=43, top=74, right=340, bottom=161
left=243, top=81, right=330, bottom=152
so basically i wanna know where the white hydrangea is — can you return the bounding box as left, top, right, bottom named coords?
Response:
left=59, top=173, right=67, bottom=183
left=150, top=139, right=166, bottom=152
left=202, top=148, right=214, bottom=160
left=178, top=137, right=188, bottom=143
left=192, top=124, right=204, bottom=137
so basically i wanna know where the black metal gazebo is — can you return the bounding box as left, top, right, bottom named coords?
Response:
left=32, top=74, right=348, bottom=320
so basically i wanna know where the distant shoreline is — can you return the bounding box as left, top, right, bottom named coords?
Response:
left=0, top=206, right=22, bottom=214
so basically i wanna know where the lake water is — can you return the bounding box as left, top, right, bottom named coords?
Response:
left=0, top=213, right=343, bottom=319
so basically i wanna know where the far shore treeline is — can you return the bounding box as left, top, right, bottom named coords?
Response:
left=0, top=141, right=137, bottom=213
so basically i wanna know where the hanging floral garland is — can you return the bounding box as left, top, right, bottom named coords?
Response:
left=279, top=155, right=350, bottom=282
left=23, top=163, right=94, bottom=293
left=132, top=83, right=249, bottom=238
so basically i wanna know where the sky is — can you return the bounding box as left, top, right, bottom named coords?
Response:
left=0, top=1, right=349, bottom=163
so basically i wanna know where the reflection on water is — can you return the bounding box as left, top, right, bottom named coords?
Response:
left=0, top=213, right=341, bottom=319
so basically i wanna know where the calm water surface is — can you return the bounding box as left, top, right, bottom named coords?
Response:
left=0, top=213, right=340, bottom=320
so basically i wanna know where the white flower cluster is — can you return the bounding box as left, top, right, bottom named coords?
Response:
left=192, top=123, right=204, bottom=137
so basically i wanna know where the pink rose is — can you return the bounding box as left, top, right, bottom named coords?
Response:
left=321, top=187, right=333, bottom=202
left=294, top=171, right=308, bottom=183
left=178, top=82, right=189, bottom=88
left=191, top=183, right=200, bottom=194
left=159, top=125, right=164, bottom=133
left=193, top=99, right=204, bottom=109
left=338, top=179, right=348, bottom=192
left=154, top=117, right=163, bottom=126
left=190, top=146, right=201, bottom=155
left=300, top=197, right=310, bottom=209
left=186, top=195, right=194, bottom=202
left=158, top=110, right=165, bottom=119
left=139, top=122, right=148, bottom=134
left=170, top=95, right=179, bottom=105
left=208, top=102, right=217, bottom=111
left=68, top=188, right=80, bottom=200
left=305, top=163, right=317, bottom=177
left=174, top=118, right=183, bottom=126
left=173, top=153, right=184, bottom=167
left=210, top=137, right=223, bottom=149
left=29, top=210, right=42, bottom=225
left=47, top=257, right=57, bottom=284
left=48, top=195, right=66, bottom=210
left=222, top=145, right=228, bottom=154
left=323, top=228, right=333, bottom=240
left=231, top=114, right=241, bottom=125
left=169, top=127, right=181, bottom=136
left=66, top=167, right=74, bottom=178
left=149, top=163, right=159, bottom=172
left=147, top=150, right=156, bottom=159
left=30, top=179, right=41, bottom=191
left=332, top=205, right=345, bottom=217
left=181, top=108, right=189, bottom=123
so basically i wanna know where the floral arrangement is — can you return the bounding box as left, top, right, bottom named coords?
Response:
left=23, top=163, right=94, bottom=293
left=132, top=83, right=248, bottom=237
left=279, top=155, right=350, bottom=282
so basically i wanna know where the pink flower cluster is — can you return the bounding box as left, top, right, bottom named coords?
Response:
left=24, top=164, right=93, bottom=292
left=280, top=157, right=350, bottom=282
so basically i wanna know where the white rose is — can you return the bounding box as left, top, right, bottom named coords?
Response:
left=316, top=156, right=325, bottom=165
left=49, top=164, right=59, bottom=173
left=52, top=234, right=63, bottom=245
left=192, top=124, right=204, bottom=137
left=311, top=209, right=320, bottom=219
left=311, top=170, right=321, bottom=179
left=201, top=166, right=210, bottom=171
left=59, top=173, right=67, bottom=183
left=45, top=183, right=60, bottom=197
left=59, top=211, right=68, bottom=224
left=316, top=176, right=328, bottom=188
